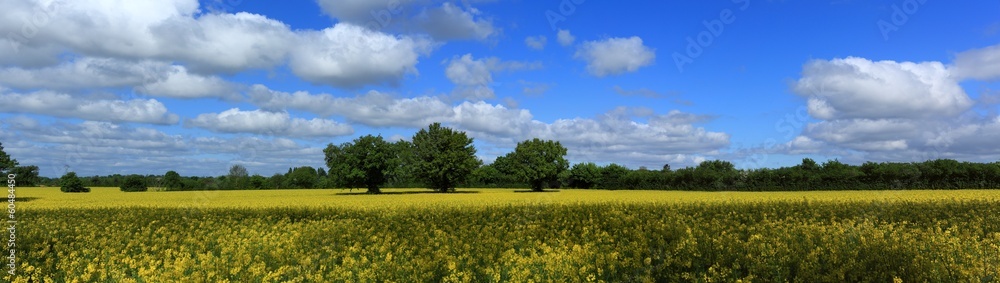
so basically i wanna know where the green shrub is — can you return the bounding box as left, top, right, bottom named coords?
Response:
left=120, top=174, right=148, bottom=192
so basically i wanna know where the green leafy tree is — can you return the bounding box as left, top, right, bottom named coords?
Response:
left=267, top=173, right=286, bottom=189
left=389, top=140, right=418, bottom=187
left=120, top=174, right=148, bottom=192
left=249, top=174, right=267, bottom=190
left=599, top=163, right=630, bottom=190
left=820, top=159, right=861, bottom=189
left=411, top=123, right=481, bottom=193
left=568, top=162, right=601, bottom=189
left=163, top=170, right=183, bottom=190
left=315, top=167, right=329, bottom=189
left=10, top=165, right=39, bottom=187
left=59, top=172, right=90, bottom=193
left=0, top=142, right=19, bottom=176
left=470, top=165, right=505, bottom=187
left=227, top=164, right=249, bottom=190
left=496, top=138, right=569, bottom=191
left=287, top=166, right=318, bottom=189
left=0, top=145, right=38, bottom=188
left=325, top=135, right=398, bottom=194
left=790, top=158, right=822, bottom=189
left=694, top=160, right=739, bottom=190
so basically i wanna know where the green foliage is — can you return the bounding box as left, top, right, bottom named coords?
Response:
left=249, top=174, right=267, bottom=190
left=0, top=141, right=18, bottom=176
left=287, top=166, right=318, bottom=189
left=267, top=173, right=286, bottom=190
left=411, top=123, right=481, bottom=192
left=622, top=169, right=670, bottom=190
left=10, top=165, right=40, bottom=187
left=693, top=160, right=739, bottom=190
left=468, top=165, right=511, bottom=188
left=387, top=140, right=420, bottom=187
left=598, top=163, right=630, bottom=190
left=120, top=175, right=148, bottom=192
left=567, top=162, right=601, bottom=189
left=163, top=171, right=183, bottom=191
left=226, top=164, right=249, bottom=190
left=59, top=172, right=90, bottom=193
left=583, top=158, right=1000, bottom=191
left=496, top=138, right=569, bottom=191
left=325, top=135, right=398, bottom=193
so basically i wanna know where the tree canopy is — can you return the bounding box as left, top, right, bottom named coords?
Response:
left=287, top=166, right=318, bottom=189
left=568, top=162, right=601, bottom=189
left=120, top=174, right=148, bottom=192
left=60, top=172, right=90, bottom=193
left=10, top=165, right=39, bottom=187
left=411, top=123, right=481, bottom=193
left=163, top=170, right=183, bottom=190
left=325, top=135, right=398, bottom=194
left=0, top=142, right=19, bottom=176
left=227, top=164, right=249, bottom=190
left=495, top=138, right=569, bottom=191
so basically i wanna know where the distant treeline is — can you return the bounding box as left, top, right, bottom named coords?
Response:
left=31, top=158, right=1000, bottom=191
left=568, top=158, right=1000, bottom=191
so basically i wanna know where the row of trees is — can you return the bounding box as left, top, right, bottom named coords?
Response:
left=9, top=126, right=1000, bottom=193
left=51, top=155, right=1000, bottom=193
left=554, top=158, right=1000, bottom=191
left=37, top=165, right=331, bottom=191
left=0, top=142, right=40, bottom=187
left=323, top=123, right=569, bottom=193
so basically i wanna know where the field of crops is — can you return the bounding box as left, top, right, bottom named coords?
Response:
left=7, top=188, right=1000, bottom=282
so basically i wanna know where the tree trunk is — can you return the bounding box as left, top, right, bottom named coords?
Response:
left=531, top=180, right=545, bottom=192
left=367, top=185, right=381, bottom=194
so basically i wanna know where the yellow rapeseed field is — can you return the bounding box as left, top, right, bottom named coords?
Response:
left=7, top=187, right=1000, bottom=282
left=16, top=186, right=1000, bottom=209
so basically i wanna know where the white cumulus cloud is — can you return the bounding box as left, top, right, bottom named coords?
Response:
left=949, top=43, right=1000, bottom=81
left=782, top=51, right=1000, bottom=162
left=0, top=1, right=296, bottom=73
left=289, top=23, right=432, bottom=88
left=0, top=90, right=179, bottom=124
left=525, top=35, right=547, bottom=50
left=557, top=29, right=575, bottom=46
left=574, top=36, right=656, bottom=77
left=793, top=57, right=972, bottom=120
left=185, top=108, right=353, bottom=138
left=248, top=85, right=454, bottom=128
left=444, top=54, right=542, bottom=100
left=416, top=2, right=496, bottom=41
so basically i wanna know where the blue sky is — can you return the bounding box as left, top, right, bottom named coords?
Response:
left=1, top=0, right=998, bottom=177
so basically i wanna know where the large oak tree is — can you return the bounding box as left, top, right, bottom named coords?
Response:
left=495, top=138, right=569, bottom=191
left=325, top=135, right=398, bottom=194
left=411, top=123, right=481, bottom=193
